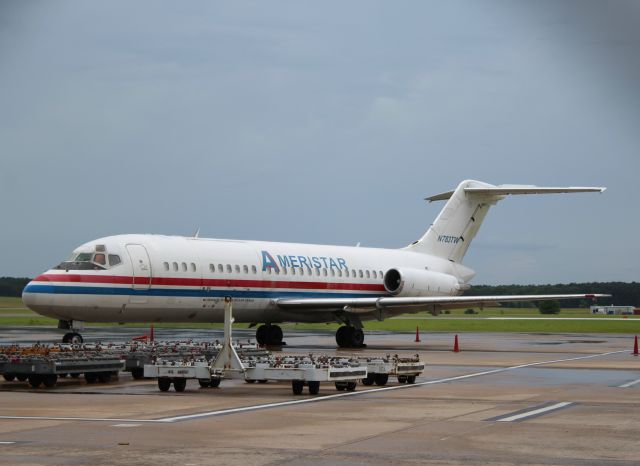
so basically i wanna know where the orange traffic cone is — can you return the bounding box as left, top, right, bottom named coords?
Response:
left=633, top=335, right=638, bottom=356
left=415, top=326, right=421, bottom=343
left=453, top=334, right=460, bottom=352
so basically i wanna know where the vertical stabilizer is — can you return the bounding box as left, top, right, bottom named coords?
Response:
left=405, top=180, right=604, bottom=263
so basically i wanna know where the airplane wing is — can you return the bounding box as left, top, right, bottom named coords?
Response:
left=275, top=294, right=610, bottom=314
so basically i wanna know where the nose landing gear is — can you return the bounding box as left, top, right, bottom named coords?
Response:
left=62, top=332, right=84, bottom=344
left=59, top=320, right=84, bottom=344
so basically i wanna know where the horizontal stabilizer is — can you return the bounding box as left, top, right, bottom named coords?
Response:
left=426, top=184, right=605, bottom=202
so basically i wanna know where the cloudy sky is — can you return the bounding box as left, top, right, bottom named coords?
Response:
left=1, top=1, right=638, bottom=284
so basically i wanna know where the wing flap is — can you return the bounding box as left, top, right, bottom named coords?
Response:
left=275, top=294, right=610, bottom=311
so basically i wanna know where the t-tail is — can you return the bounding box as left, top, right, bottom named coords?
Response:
left=406, top=180, right=605, bottom=263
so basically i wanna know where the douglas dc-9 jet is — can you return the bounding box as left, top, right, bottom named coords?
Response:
left=22, top=180, right=607, bottom=347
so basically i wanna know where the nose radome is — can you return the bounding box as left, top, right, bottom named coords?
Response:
left=22, top=275, right=50, bottom=309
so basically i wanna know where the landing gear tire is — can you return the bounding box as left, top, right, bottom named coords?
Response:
left=256, top=324, right=283, bottom=346
left=374, top=374, right=388, bottom=386
left=336, top=326, right=365, bottom=348
left=173, top=378, right=187, bottom=392
left=292, top=380, right=304, bottom=395
left=158, top=377, right=171, bottom=392
left=308, top=381, right=320, bottom=395
left=62, top=332, right=83, bottom=344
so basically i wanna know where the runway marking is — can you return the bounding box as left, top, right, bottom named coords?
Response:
left=490, top=402, right=575, bottom=422
left=618, top=378, right=640, bottom=388
left=0, top=441, right=16, bottom=444
left=112, top=423, right=141, bottom=427
left=0, top=350, right=625, bottom=424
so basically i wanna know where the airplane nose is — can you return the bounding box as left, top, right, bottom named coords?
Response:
left=22, top=275, right=50, bottom=310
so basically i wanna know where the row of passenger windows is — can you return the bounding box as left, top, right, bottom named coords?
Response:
left=161, top=261, right=383, bottom=279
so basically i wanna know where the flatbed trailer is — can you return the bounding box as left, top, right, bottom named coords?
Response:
left=144, top=298, right=424, bottom=395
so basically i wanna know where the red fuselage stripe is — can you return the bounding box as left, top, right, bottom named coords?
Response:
left=34, top=274, right=386, bottom=292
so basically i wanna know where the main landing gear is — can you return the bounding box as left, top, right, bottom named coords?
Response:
left=59, top=320, right=84, bottom=344
left=255, top=324, right=284, bottom=346
left=335, top=325, right=365, bottom=348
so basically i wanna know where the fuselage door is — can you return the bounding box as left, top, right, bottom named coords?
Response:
left=126, top=244, right=152, bottom=290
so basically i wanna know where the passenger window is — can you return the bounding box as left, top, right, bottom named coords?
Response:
left=359, top=270, right=363, bottom=278
left=330, top=269, right=335, bottom=277
left=243, top=265, right=248, bottom=274
left=109, top=255, right=121, bottom=267
left=181, top=262, right=187, bottom=272
left=291, top=268, right=296, bottom=276
left=366, top=270, right=370, bottom=279
left=209, top=264, right=215, bottom=273
left=275, top=267, right=280, bottom=275
left=191, top=263, right=196, bottom=272
left=379, top=270, right=383, bottom=278
left=344, top=269, right=349, bottom=278
left=351, top=269, right=356, bottom=278
left=172, top=262, right=178, bottom=272
left=226, top=264, right=232, bottom=273
left=323, top=268, right=327, bottom=277
left=251, top=265, right=257, bottom=274
left=267, top=268, right=272, bottom=275
left=235, top=265, right=240, bottom=273
left=337, top=269, right=342, bottom=277
left=164, top=262, right=170, bottom=271
left=218, top=264, right=223, bottom=273
left=299, top=268, right=304, bottom=276
left=372, top=270, right=377, bottom=279
left=282, top=267, right=287, bottom=275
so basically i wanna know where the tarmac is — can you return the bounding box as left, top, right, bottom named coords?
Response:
left=1, top=327, right=639, bottom=465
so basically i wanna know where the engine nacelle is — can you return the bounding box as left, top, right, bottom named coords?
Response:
left=383, top=268, right=460, bottom=297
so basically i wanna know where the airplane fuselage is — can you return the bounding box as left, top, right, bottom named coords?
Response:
left=22, top=234, right=473, bottom=325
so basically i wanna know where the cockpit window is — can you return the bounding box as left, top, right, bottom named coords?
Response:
left=108, top=254, right=121, bottom=266
left=54, top=251, right=112, bottom=271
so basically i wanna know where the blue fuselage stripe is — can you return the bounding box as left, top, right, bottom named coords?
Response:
left=23, top=284, right=384, bottom=300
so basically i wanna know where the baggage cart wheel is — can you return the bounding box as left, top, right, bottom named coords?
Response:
left=245, top=379, right=257, bottom=384
left=335, top=382, right=346, bottom=391
left=84, top=372, right=98, bottom=384
left=209, top=378, right=221, bottom=388
left=308, top=381, right=320, bottom=395
left=131, top=368, right=145, bottom=380
left=70, top=373, right=80, bottom=379
left=43, top=374, right=58, bottom=388
left=28, top=374, right=43, bottom=388
left=17, top=374, right=27, bottom=382
left=173, top=378, right=187, bottom=392
left=257, top=379, right=268, bottom=384
left=292, top=380, right=304, bottom=395
left=374, top=374, right=389, bottom=386
left=406, top=375, right=416, bottom=384
left=346, top=381, right=357, bottom=391
left=397, top=375, right=408, bottom=384
left=198, top=379, right=210, bottom=388
left=97, top=372, right=111, bottom=383
left=361, top=375, right=374, bottom=386
left=3, top=373, right=16, bottom=382
left=158, top=377, right=171, bottom=392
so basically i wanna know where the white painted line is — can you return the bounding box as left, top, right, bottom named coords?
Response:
left=0, top=441, right=16, bottom=445
left=496, top=402, right=574, bottom=422
left=618, top=378, right=640, bottom=388
left=0, top=350, right=625, bottom=424
left=112, top=423, right=141, bottom=427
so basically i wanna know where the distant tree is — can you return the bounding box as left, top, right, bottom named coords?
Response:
left=538, top=300, right=561, bottom=315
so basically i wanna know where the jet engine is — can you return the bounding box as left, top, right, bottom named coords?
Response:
left=383, top=268, right=461, bottom=297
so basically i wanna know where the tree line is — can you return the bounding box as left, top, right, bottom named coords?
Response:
left=0, top=277, right=637, bottom=307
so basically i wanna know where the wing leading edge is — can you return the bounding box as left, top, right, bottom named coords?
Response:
left=275, top=294, right=610, bottom=314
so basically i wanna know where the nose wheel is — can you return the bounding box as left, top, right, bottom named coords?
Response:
left=62, top=332, right=84, bottom=344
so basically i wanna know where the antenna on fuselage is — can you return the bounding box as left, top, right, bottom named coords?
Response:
left=193, top=227, right=200, bottom=239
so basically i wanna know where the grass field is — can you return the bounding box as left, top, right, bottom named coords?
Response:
left=2, top=296, right=638, bottom=333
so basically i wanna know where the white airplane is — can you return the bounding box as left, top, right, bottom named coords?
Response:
left=22, top=180, right=607, bottom=347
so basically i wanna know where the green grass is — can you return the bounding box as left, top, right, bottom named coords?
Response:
left=1, top=297, right=638, bottom=333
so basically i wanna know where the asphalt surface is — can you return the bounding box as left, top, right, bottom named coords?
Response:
left=1, top=327, right=639, bottom=465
